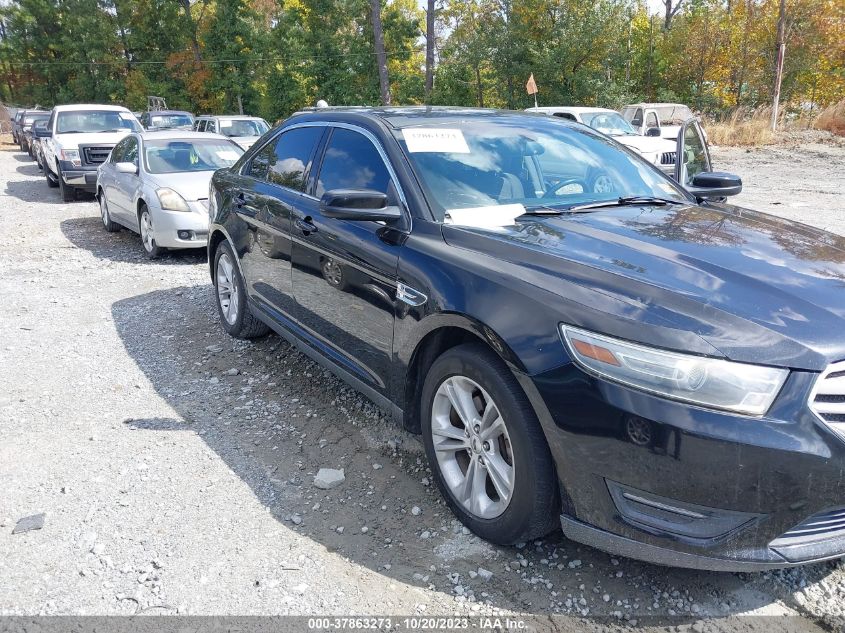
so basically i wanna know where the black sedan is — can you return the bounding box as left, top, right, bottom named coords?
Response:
left=207, top=107, right=845, bottom=571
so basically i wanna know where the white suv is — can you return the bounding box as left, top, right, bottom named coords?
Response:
left=193, top=115, right=270, bottom=150
left=526, top=106, right=678, bottom=175
left=41, top=104, right=141, bottom=201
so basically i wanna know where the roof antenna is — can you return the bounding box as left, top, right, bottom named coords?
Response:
left=315, top=99, right=329, bottom=109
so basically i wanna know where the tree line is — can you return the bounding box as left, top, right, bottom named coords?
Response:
left=1, top=0, right=842, bottom=122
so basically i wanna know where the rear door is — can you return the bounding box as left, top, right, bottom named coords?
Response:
left=237, top=125, right=326, bottom=319
left=290, top=125, right=406, bottom=396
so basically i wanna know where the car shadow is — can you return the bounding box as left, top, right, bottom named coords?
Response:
left=60, top=217, right=206, bottom=265
left=109, top=282, right=841, bottom=621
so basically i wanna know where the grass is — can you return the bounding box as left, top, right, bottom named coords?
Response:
left=704, top=107, right=776, bottom=147
left=814, top=99, right=845, bottom=136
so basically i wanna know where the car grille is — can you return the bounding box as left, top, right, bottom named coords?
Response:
left=80, top=145, right=115, bottom=166
left=771, top=507, right=845, bottom=547
left=810, top=361, right=845, bottom=439
left=660, top=151, right=676, bottom=165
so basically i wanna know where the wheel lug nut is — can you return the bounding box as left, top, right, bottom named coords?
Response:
left=483, top=441, right=490, bottom=451
left=473, top=424, right=480, bottom=433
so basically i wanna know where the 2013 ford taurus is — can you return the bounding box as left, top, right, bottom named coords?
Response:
left=206, top=107, right=845, bottom=571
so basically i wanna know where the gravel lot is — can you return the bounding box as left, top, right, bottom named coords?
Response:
left=1, top=135, right=844, bottom=629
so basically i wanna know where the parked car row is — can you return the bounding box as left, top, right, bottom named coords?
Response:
left=10, top=100, right=845, bottom=573
left=15, top=102, right=245, bottom=257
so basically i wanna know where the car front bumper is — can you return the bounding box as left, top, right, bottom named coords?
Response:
left=518, top=363, right=845, bottom=571
left=58, top=162, right=99, bottom=191
left=149, top=200, right=209, bottom=249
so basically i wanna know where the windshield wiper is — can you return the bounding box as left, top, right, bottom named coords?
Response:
left=522, top=204, right=565, bottom=215
left=568, top=195, right=681, bottom=212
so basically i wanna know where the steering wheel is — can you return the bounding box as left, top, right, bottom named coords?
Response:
left=541, top=178, right=587, bottom=199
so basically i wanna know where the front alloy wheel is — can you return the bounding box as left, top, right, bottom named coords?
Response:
left=421, top=343, right=560, bottom=545
left=139, top=207, right=162, bottom=258
left=431, top=376, right=514, bottom=519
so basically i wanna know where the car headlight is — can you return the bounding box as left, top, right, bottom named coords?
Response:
left=156, top=188, right=190, bottom=212
left=560, top=325, right=788, bottom=415
left=60, top=148, right=81, bottom=167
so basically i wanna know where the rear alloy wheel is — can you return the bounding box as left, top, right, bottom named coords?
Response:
left=213, top=240, right=269, bottom=339
left=139, top=206, right=162, bottom=259
left=421, top=343, right=560, bottom=545
left=99, top=193, right=120, bottom=233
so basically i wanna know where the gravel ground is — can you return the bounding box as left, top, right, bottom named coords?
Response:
left=1, top=135, right=844, bottom=629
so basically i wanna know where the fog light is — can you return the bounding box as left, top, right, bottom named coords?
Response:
left=178, top=230, right=193, bottom=240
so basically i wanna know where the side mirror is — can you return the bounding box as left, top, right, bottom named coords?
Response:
left=645, top=127, right=661, bottom=137
left=34, top=127, right=52, bottom=139
left=319, top=189, right=402, bottom=222
left=116, top=162, right=138, bottom=175
left=686, top=172, right=742, bottom=199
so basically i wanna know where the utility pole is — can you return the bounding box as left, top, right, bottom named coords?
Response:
left=771, top=0, right=786, bottom=131
left=371, top=0, right=392, bottom=106
left=425, top=0, right=435, bottom=103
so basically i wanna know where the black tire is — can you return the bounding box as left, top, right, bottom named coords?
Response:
left=138, top=205, right=163, bottom=259
left=421, top=343, right=560, bottom=545
left=213, top=240, right=270, bottom=339
left=98, top=191, right=120, bottom=233
left=57, top=166, right=75, bottom=201
left=46, top=164, right=59, bottom=188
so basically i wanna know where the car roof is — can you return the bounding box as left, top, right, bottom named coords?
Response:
left=53, top=104, right=133, bottom=113
left=624, top=103, right=688, bottom=108
left=289, top=106, right=563, bottom=130
left=138, top=130, right=231, bottom=141
left=526, top=106, right=615, bottom=114
left=146, top=110, right=194, bottom=116
left=199, top=114, right=264, bottom=120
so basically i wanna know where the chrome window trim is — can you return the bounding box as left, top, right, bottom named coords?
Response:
left=809, top=359, right=845, bottom=442
left=240, top=121, right=411, bottom=225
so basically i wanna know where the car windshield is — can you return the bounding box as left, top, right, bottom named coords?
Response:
left=24, top=114, right=49, bottom=125
left=150, top=114, right=194, bottom=129
left=144, top=138, right=243, bottom=174
left=219, top=119, right=269, bottom=137
left=579, top=112, right=637, bottom=136
left=57, top=110, right=141, bottom=133
left=398, top=117, right=688, bottom=222
left=655, top=105, right=694, bottom=125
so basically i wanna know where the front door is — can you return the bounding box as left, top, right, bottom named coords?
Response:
left=675, top=120, right=712, bottom=187
left=112, top=136, right=140, bottom=224
left=290, top=126, right=406, bottom=396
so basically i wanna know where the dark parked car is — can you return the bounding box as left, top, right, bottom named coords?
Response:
left=21, top=111, right=51, bottom=155
left=207, top=107, right=845, bottom=571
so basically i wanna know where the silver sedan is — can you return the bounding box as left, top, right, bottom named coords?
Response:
left=96, top=131, right=243, bottom=258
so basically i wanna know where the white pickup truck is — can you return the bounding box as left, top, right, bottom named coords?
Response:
left=620, top=103, right=696, bottom=142
left=40, top=104, right=141, bottom=201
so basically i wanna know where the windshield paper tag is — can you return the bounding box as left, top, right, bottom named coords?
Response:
left=444, top=204, right=524, bottom=228
left=216, top=150, right=240, bottom=161
left=119, top=112, right=134, bottom=120
left=403, top=128, right=469, bottom=154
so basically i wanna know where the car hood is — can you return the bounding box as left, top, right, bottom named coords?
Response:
left=148, top=170, right=214, bottom=201
left=53, top=131, right=133, bottom=148
left=442, top=203, right=845, bottom=370
left=614, top=135, right=675, bottom=153
left=228, top=136, right=259, bottom=150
